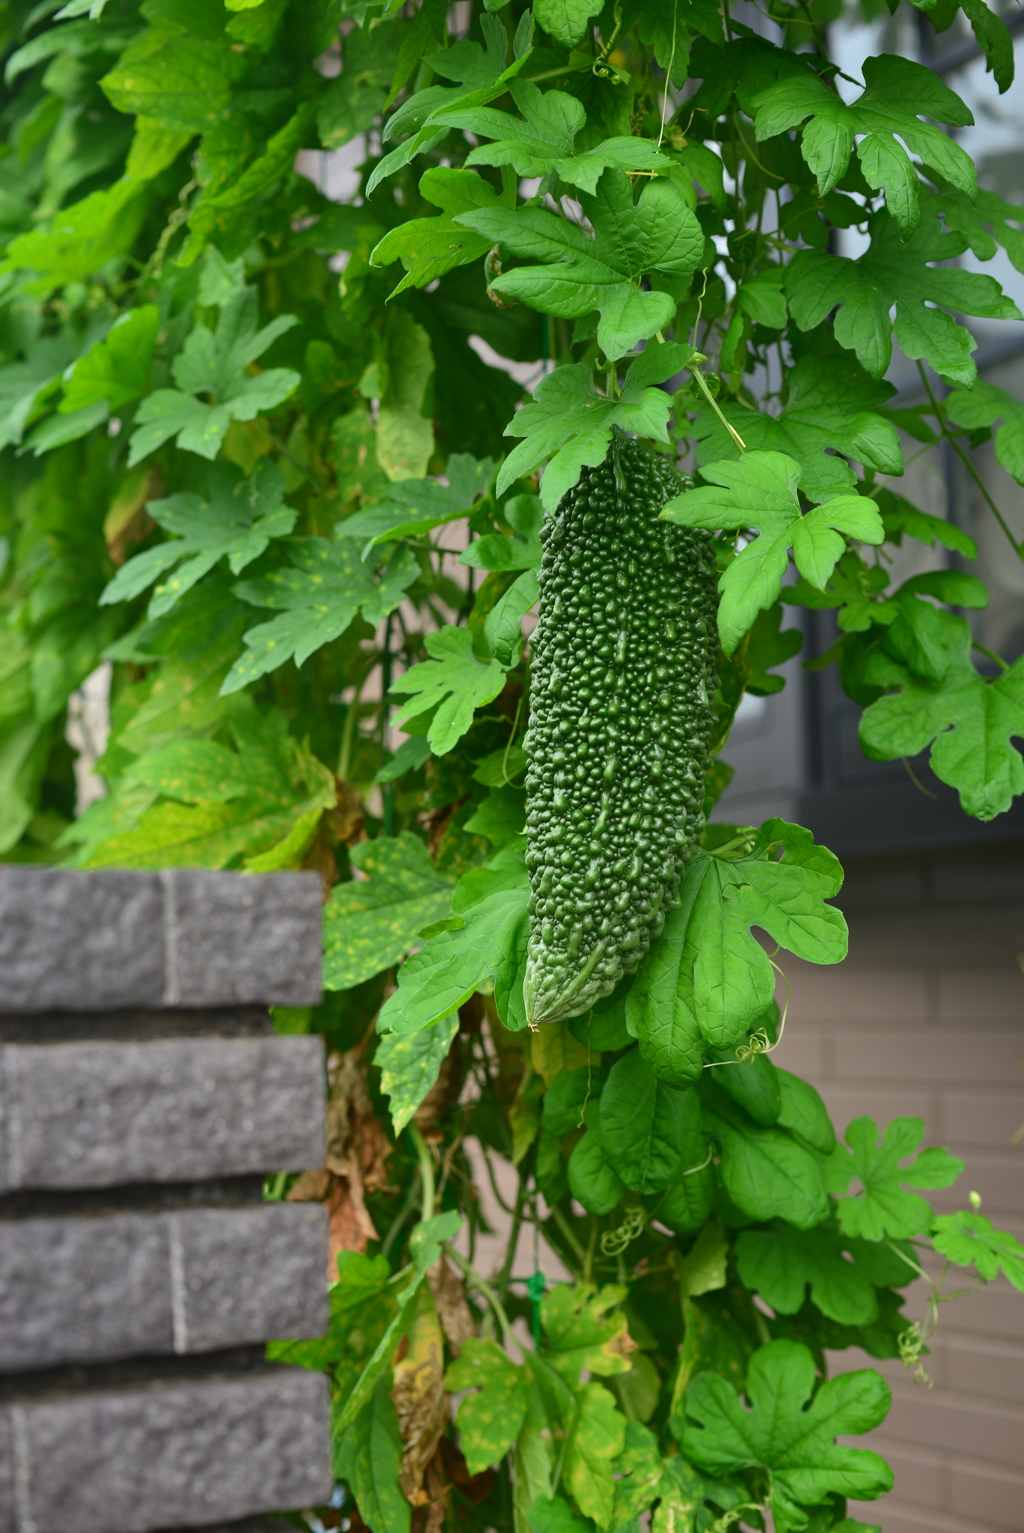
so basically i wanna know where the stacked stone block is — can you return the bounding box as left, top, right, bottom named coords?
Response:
left=0, top=867, right=334, bottom=1533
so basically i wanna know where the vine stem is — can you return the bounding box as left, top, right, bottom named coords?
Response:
left=690, top=361, right=746, bottom=453
left=380, top=1174, right=423, bottom=1261
left=441, top=1240, right=516, bottom=1344
left=409, top=1121, right=436, bottom=1221
left=583, top=1216, right=598, bottom=1282
left=381, top=612, right=394, bottom=835
left=546, top=1201, right=587, bottom=1266
left=500, top=696, right=524, bottom=785
left=498, top=1171, right=528, bottom=1301
left=656, top=0, right=679, bottom=149
left=337, top=676, right=365, bottom=782
left=916, top=361, right=1022, bottom=559
left=974, top=640, right=1009, bottom=671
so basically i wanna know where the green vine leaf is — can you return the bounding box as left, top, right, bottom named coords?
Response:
left=917, top=0, right=1015, bottom=92
left=629, top=819, right=847, bottom=1070
left=368, top=13, right=533, bottom=194
left=101, top=462, right=296, bottom=618
left=377, top=883, right=530, bottom=1035
left=334, top=1372, right=411, bottom=1533
left=224, top=539, right=417, bottom=694
left=637, top=0, right=724, bottom=87
left=323, top=833, right=455, bottom=991
left=498, top=344, right=695, bottom=511
left=533, top=0, right=602, bottom=48
left=459, top=169, right=702, bottom=359
left=446, top=1338, right=528, bottom=1472
left=701, top=1084, right=831, bottom=1231
left=776, top=1068, right=836, bottom=1156
left=599, top=1048, right=704, bottom=1194
left=658, top=1161, right=716, bottom=1236
left=786, top=211, right=1022, bottom=386
left=129, top=289, right=300, bottom=465
left=338, top=453, right=494, bottom=552
left=371, top=167, right=513, bottom=297
left=682, top=1339, right=894, bottom=1533
left=877, top=491, right=977, bottom=558
left=787, top=564, right=987, bottom=687
left=370, top=310, right=437, bottom=482
left=541, top=1064, right=608, bottom=1134
left=318, top=21, right=404, bottom=151
left=858, top=611, right=1024, bottom=819
left=653, top=1457, right=715, bottom=1533
left=624, top=894, right=705, bottom=1087
left=610, top=1421, right=666, bottom=1526
left=180, top=101, right=318, bottom=267
left=375, top=1013, right=460, bottom=1135
left=932, top=1209, right=1024, bottom=1289
left=944, top=377, right=1024, bottom=484
left=924, top=181, right=1024, bottom=275
left=390, top=625, right=509, bottom=756
left=752, top=55, right=975, bottom=237
left=663, top=450, right=884, bottom=654
left=734, top=1224, right=880, bottom=1325
left=461, top=529, right=542, bottom=572
left=825, top=1115, right=964, bottom=1240
left=527, top=1495, right=591, bottom=1533
left=516, top=1369, right=562, bottom=1531
left=59, top=303, right=160, bottom=414
left=483, top=568, right=540, bottom=666
left=708, top=1045, right=781, bottom=1126
left=435, top=81, right=673, bottom=197
left=568, top=1112, right=627, bottom=1216
left=691, top=355, right=903, bottom=503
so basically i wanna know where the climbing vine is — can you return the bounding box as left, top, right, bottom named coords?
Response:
left=2, top=0, right=1024, bottom=1529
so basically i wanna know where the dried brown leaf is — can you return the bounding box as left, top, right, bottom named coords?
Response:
left=411, top=1449, right=447, bottom=1533
left=104, top=466, right=160, bottom=567
left=392, top=1286, right=447, bottom=1505
left=287, top=1168, right=332, bottom=1203
left=326, top=1176, right=377, bottom=1273
left=328, top=778, right=366, bottom=848
left=438, top=1437, right=496, bottom=1505
left=428, top=1256, right=476, bottom=1357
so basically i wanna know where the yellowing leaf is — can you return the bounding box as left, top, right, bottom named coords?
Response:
left=445, top=1338, right=527, bottom=1473
left=564, top=1383, right=627, bottom=1528
left=541, top=1283, right=634, bottom=1386
left=324, top=833, right=455, bottom=991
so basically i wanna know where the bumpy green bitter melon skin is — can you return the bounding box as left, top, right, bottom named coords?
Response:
left=523, top=434, right=718, bottom=1027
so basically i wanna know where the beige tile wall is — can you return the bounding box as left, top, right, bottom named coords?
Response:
left=780, top=846, right=1024, bottom=1533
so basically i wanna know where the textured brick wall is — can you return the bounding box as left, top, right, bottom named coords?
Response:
left=780, top=846, right=1024, bottom=1533
left=0, top=866, right=334, bottom=1533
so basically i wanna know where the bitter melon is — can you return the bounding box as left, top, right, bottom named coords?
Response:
left=523, top=433, right=718, bottom=1027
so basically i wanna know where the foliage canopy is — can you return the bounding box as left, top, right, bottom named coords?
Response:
left=2, top=0, right=1023, bottom=1528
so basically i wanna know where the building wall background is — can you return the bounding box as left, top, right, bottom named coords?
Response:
left=779, top=846, right=1024, bottom=1533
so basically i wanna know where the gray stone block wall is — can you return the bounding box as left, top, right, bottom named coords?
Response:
left=0, top=1035, right=325, bottom=1189
left=0, top=866, right=324, bottom=1011
left=0, top=867, right=333, bottom=1533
